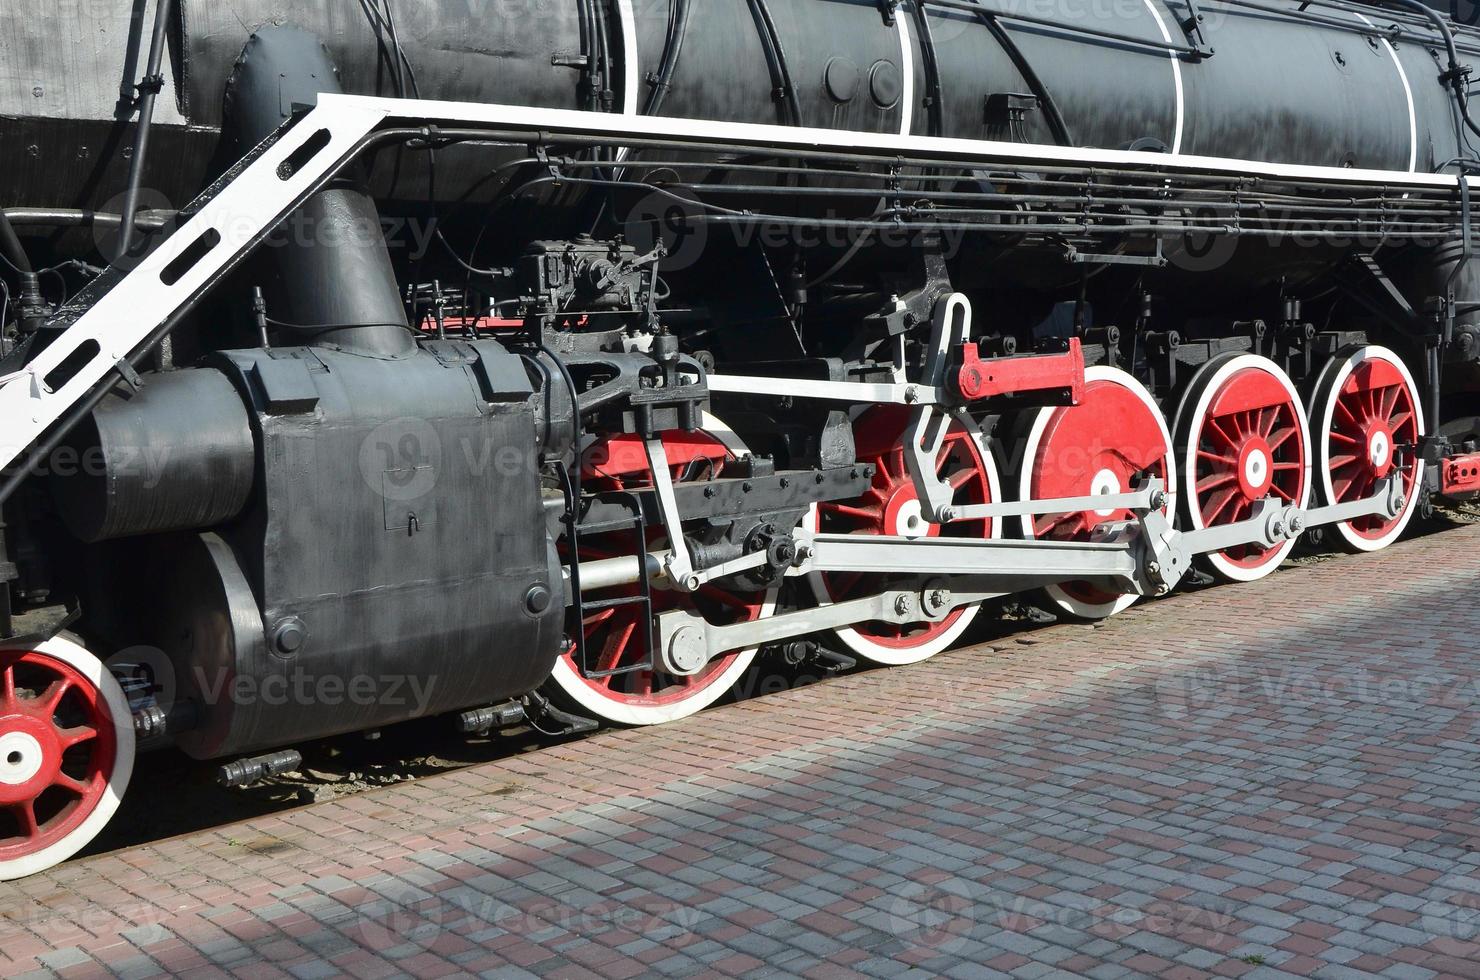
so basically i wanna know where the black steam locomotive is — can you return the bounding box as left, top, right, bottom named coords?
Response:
left=1, top=0, right=1478, bottom=877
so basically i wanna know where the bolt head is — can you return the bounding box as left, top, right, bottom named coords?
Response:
left=893, top=595, right=914, bottom=616
left=682, top=574, right=701, bottom=592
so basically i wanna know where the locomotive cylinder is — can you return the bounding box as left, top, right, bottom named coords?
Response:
left=50, top=368, right=255, bottom=544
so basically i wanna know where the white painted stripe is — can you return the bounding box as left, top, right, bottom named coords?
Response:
left=1141, top=0, right=1185, bottom=155
left=614, top=0, right=640, bottom=116
left=1353, top=11, right=1417, bottom=173
left=323, top=93, right=1478, bottom=190
left=896, top=11, right=916, bottom=137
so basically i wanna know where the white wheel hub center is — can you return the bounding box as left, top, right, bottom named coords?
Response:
left=1244, top=448, right=1269, bottom=491
left=0, top=731, right=45, bottom=786
left=1090, top=468, right=1122, bottom=517
left=1369, top=430, right=1390, bottom=469
left=894, top=498, right=930, bottom=539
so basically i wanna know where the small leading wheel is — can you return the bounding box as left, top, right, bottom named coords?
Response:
left=1308, top=344, right=1425, bottom=551
left=1174, top=353, right=1312, bottom=582
left=807, top=405, right=1001, bottom=665
left=1015, top=365, right=1176, bottom=619
left=0, top=634, right=134, bottom=881
left=544, top=415, right=777, bottom=727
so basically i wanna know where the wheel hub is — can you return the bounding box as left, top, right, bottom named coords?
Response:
left=0, top=722, right=51, bottom=802
left=883, top=487, right=935, bottom=539
left=1365, top=424, right=1393, bottom=477
left=1089, top=468, right=1123, bottom=517
left=1237, top=438, right=1274, bottom=499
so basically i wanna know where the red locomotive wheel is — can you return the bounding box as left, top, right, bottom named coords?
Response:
left=1310, top=345, right=1424, bottom=551
left=807, top=405, right=1001, bottom=665
left=0, top=635, right=134, bottom=881
left=1174, top=353, right=1311, bottom=582
left=545, top=416, right=776, bottom=727
left=1017, top=366, right=1176, bottom=619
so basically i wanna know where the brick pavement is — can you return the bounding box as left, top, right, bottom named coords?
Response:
left=5, top=526, right=1480, bottom=978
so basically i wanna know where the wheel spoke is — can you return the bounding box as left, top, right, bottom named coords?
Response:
left=1334, top=396, right=1360, bottom=427
left=1379, top=384, right=1399, bottom=422
left=1, top=665, right=14, bottom=713
left=819, top=501, right=884, bottom=524
left=1206, top=416, right=1240, bottom=450
left=1267, top=424, right=1297, bottom=451
left=1203, top=486, right=1240, bottom=524
left=582, top=607, right=618, bottom=633
left=1258, top=406, right=1278, bottom=440
left=56, top=724, right=99, bottom=749
left=595, top=618, right=637, bottom=674
left=11, top=800, right=39, bottom=839
left=947, top=468, right=978, bottom=491
left=39, top=678, right=72, bottom=716
left=53, top=771, right=92, bottom=796
left=1196, top=471, right=1237, bottom=494
left=1197, top=448, right=1239, bottom=466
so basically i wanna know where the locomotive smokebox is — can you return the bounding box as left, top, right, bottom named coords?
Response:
left=50, top=368, right=255, bottom=543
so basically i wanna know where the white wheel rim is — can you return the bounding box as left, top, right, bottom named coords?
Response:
left=1312, top=345, right=1425, bottom=552
left=807, top=411, right=1002, bottom=665
left=1018, top=366, right=1175, bottom=619
left=546, top=412, right=774, bottom=726
left=1176, top=353, right=1311, bottom=583
left=0, top=634, right=134, bottom=881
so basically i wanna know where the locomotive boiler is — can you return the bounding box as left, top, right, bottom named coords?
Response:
left=1, top=0, right=1479, bottom=877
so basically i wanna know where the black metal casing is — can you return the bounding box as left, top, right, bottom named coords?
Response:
left=135, top=341, right=563, bottom=760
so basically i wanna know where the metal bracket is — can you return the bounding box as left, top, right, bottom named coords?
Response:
left=906, top=293, right=972, bottom=522
left=644, top=437, right=699, bottom=592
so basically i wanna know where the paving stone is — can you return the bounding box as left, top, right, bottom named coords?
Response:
left=7, top=528, right=1480, bottom=976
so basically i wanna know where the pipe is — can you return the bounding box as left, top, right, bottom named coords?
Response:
left=4, top=208, right=174, bottom=232
left=0, top=208, right=46, bottom=335
left=0, top=209, right=32, bottom=274
left=115, top=0, right=174, bottom=262
left=562, top=552, right=665, bottom=599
